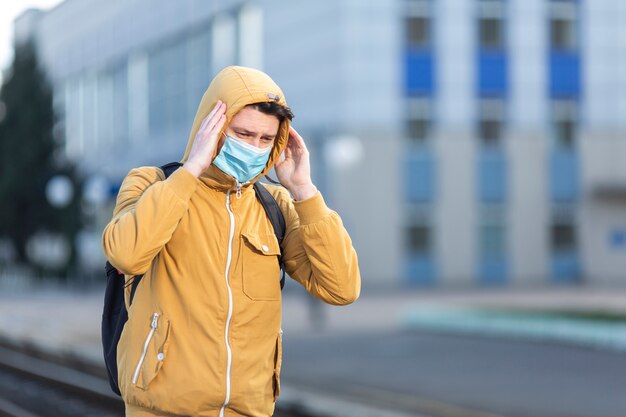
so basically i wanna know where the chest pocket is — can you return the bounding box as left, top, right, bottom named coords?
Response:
left=241, top=232, right=282, bottom=301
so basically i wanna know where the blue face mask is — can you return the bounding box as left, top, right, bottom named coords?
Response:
left=212, top=134, right=273, bottom=183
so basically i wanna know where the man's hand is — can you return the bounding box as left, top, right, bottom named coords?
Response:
left=183, top=101, right=227, bottom=178
left=275, top=126, right=318, bottom=201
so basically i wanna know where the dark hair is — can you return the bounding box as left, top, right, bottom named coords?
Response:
left=248, top=101, right=294, bottom=123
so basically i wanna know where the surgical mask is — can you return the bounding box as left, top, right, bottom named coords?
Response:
left=212, top=134, right=272, bottom=183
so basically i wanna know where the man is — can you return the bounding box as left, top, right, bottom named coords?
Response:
left=102, top=66, right=361, bottom=417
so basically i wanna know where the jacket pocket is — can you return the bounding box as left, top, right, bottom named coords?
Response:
left=241, top=232, right=282, bottom=301
left=273, top=329, right=283, bottom=402
left=132, top=312, right=171, bottom=390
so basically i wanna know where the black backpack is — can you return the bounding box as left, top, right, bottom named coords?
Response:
left=101, top=162, right=286, bottom=396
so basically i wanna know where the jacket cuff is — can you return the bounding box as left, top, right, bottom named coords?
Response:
left=166, top=167, right=199, bottom=202
left=294, top=191, right=331, bottom=226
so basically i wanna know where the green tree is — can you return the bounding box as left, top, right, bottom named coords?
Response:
left=0, top=40, right=82, bottom=278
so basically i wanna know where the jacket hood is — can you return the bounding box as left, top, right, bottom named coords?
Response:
left=181, top=66, right=290, bottom=187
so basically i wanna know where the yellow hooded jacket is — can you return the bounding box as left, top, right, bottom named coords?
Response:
left=102, top=66, right=361, bottom=417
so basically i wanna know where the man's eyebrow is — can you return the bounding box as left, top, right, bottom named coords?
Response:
left=234, top=128, right=256, bottom=135
left=233, top=127, right=276, bottom=139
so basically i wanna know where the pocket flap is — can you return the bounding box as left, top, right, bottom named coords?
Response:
left=242, top=233, right=281, bottom=256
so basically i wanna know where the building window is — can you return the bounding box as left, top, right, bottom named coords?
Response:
left=148, top=40, right=187, bottom=136
left=552, top=100, right=578, bottom=149
left=551, top=223, right=576, bottom=251
left=187, top=28, right=212, bottom=121
left=480, top=224, right=506, bottom=258
left=407, top=97, right=432, bottom=145
left=549, top=0, right=578, bottom=51
left=550, top=206, right=579, bottom=280
left=406, top=0, right=432, bottom=48
left=406, top=206, right=436, bottom=284
left=478, top=99, right=505, bottom=147
left=478, top=0, right=505, bottom=50
left=407, top=223, right=431, bottom=254
left=478, top=205, right=508, bottom=283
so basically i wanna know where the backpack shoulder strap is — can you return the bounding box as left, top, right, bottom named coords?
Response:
left=161, top=162, right=183, bottom=178
left=253, top=182, right=286, bottom=245
left=253, top=182, right=287, bottom=289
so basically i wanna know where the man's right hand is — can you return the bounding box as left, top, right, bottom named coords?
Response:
left=183, top=101, right=227, bottom=178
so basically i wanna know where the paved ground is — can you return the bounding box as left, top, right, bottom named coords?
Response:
left=282, top=329, right=626, bottom=417
left=2, top=284, right=626, bottom=416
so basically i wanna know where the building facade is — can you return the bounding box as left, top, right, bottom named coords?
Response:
left=14, top=0, right=626, bottom=287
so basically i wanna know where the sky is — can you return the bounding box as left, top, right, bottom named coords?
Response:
left=0, top=0, right=63, bottom=84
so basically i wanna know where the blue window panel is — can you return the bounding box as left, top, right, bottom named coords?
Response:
left=551, top=251, right=580, bottom=282
left=550, top=151, right=579, bottom=202
left=406, top=254, right=437, bottom=286
left=479, top=257, right=508, bottom=285
left=406, top=151, right=436, bottom=203
left=478, top=150, right=507, bottom=202
left=550, top=52, right=581, bottom=98
left=478, top=50, right=508, bottom=97
left=406, top=48, right=435, bottom=95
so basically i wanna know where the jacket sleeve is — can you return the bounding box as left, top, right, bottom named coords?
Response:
left=102, top=166, right=199, bottom=275
left=272, top=187, right=361, bottom=305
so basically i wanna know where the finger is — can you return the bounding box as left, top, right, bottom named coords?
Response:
left=204, top=105, right=227, bottom=136
left=289, top=126, right=303, bottom=141
left=287, top=134, right=302, bottom=157
left=284, top=142, right=293, bottom=160
left=288, top=126, right=307, bottom=151
left=199, top=101, right=225, bottom=133
left=207, top=115, right=227, bottom=144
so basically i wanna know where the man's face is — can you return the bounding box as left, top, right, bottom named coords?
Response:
left=219, top=106, right=280, bottom=153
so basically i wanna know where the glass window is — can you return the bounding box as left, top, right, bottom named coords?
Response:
left=407, top=98, right=432, bottom=145
left=406, top=0, right=431, bottom=48
left=551, top=223, right=576, bottom=251
left=549, top=0, right=578, bottom=51
left=478, top=0, right=505, bottom=49
left=479, top=119, right=502, bottom=147
left=480, top=224, right=505, bottom=257
left=478, top=99, right=505, bottom=147
left=554, top=119, right=576, bottom=148
left=112, top=64, right=129, bottom=147
left=480, top=18, right=503, bottom=49
left=407, top=16, right=431, bottom=48
left=96, top=72, right=114, bottom=151
left=552, top=100, right=577, bottom=149
left=407, top=224, right=431, bottom=253
left=62, top=79, right=81, bottom=158
left=186, top=28, right=212, bottom=122
left=550, top=19, right=576, bottom=50
left=149, top=40, right=187, bottom=136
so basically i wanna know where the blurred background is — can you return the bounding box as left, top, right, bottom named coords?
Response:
left=1, top=1, right=626, bottom=417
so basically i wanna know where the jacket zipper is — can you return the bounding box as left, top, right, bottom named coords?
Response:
left=219, top=190, right=236, bottom=417
left=132, top=312, right=159, bottom=385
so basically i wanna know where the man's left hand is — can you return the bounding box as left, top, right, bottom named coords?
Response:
left=275, top=126, right=318, bottom=201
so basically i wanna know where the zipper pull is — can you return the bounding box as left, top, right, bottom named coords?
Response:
left=235, top=182, right=242, bottom=199
left=151, top=313, right=159, bottom=329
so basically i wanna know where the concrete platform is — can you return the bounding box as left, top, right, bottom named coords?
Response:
left=2, top=284, right=626, bottom=416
